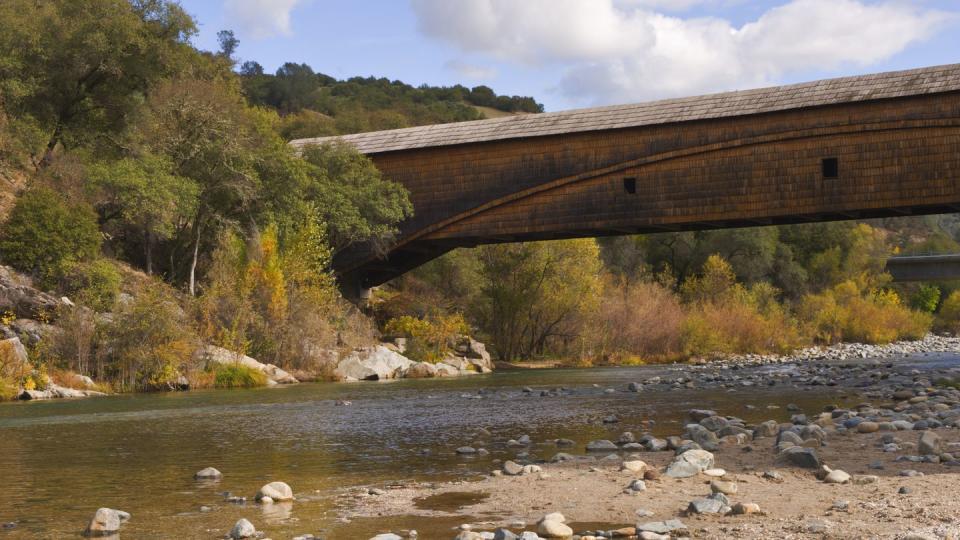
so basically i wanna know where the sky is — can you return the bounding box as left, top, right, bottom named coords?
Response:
left=178, top=0, right=960, bottom=112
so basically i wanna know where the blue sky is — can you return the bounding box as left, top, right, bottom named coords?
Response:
left=179, top=0, right=960, bottom=111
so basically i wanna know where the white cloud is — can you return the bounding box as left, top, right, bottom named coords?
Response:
left=225, top=0, right=305, bottom=39
left=410, top=0, right=954, bottom=105
left=445, top=59, right=498, bottom=80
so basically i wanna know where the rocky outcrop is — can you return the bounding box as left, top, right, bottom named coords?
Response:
left=19, top=382, right=106, bottom=400
left=335, top=346, right=414, bottom=381
left=333, top=337, right=495, bottom=382
left=200, top=345, right=299, bottom=385
left=0, top=266, right=62, bottom=320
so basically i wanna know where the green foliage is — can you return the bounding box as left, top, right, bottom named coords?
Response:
left=0, top=0, right=196, bottom=163
left=0, top=187, right=101, bottom=287
left=241, top=65, right=542, bottom=137
left=300, top=142, right=413, bottom=255
left=799, top=281, right=931, bottom=344
left=472, top=239, right=603, bottom=360
left=936, top=290, right=960, bottom=334
left=384, top=313, right=470, bottom=363
left=212, top=363, right=268, bottom=388
left=911, top=284, right=941, bottom=313
left=103, top=283, right=196, bottom=391
left=59, top=260, right=122, bottom=312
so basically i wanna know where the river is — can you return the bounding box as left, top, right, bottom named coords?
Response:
left=0, top=363, right=901, bottom=538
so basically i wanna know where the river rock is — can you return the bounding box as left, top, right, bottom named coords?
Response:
left=636, top=519, right=687, bottom=534
left=824, top=469, right=851, bottom=484
left=689, top=409, right=717, bottom=421
left=202, top=345, right=299, bottom=384
left=404, top=362, right=438, bottom=378
left=684, top=424, right=719, bottom=450
left=229, top=518, right=256, bottom=539
left=687, top=497, right=726, bottom=514
left=194, top=467, right=222, bottom=479
left=536, top=512, right=571, bottom=537
left=710, top=479, right=737, bottom=495
left=731, top=502, right=762, bottom=515
left=586, top=440, right=618, bottom=451
left=753, top=420, right=779, bottom=438
left=84, top=508, right=130, bottom=536
left=493, top=529, right=519, bottom=540
left=857, top=421, right=880, bottom=433
left=334, top=346, right=413, bottom=381
left=256, top=481, right=294, bottom=502
left=19, top=382, right=105, bottom=400
left=503, top=460, right=524, bottom=475
left=665, top=449, right=714, bottom=478
left=369, top=535, right=403, bottom=540
left=919, top=431, right=941, bottom=455
left=778, top=447, right=821, bottom=468
left=621, top=460, right=647, bottom=473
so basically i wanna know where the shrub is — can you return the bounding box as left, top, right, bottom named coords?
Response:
left=799, top=281, right=931, bottom=344
left=102, top=282, right=197, bottom=391
left=59, top=260, right=121, bottom=311
left=911, top=284, right=941, bottom=313
left=936, top=290, right=960, bottom=334
left=384, top=312, right=470, bottom=363
left=0, top=187, right=101, bottom=288
left=591, top=279, right=684, bottom=362
left=212, top=363, right=268, bottom=388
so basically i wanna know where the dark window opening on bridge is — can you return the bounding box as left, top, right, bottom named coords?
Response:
left=623, top=177, right=637, bottom=194
left=822, top=157, right=839, bottom=179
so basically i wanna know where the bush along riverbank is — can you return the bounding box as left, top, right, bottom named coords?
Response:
left=338, top=352, right=960, bottom=540
left=0, top=263, right=494, bottom=403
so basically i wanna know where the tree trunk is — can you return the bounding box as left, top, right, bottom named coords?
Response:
left=189, top=223, right=201, bottom=296
left=144, top=229, right=154, bottom=275
left=40, top=123, right=63, bottom=168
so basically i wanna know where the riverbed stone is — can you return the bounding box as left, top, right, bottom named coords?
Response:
left=778, top=447, right=821, bottom=468
left=665, top=449, right=714, bottom=478
left=687, top=497, right=726, bottom=514
left=84, top=508, right=130, bottom=536
left=621, top=460, right=647, bottom=473
left=753, top=420, right=779, bottom=438
left=538, top=513, right=572, bottom=538
left=824, top=469, right=851, bottom=484
left=710, top=479, right=738, bottom=495
left=636, top=519, right=687, bottom=534
left=919, top=431, right=942, bottom=455
left=256, top=481, right=294, bottom=502
left=857, top=421, right=880, bottom=433
left=229, top=518, right=256, bottom=539
left=493, top=529, right=518, bottom=540
left=194, top=467, right=222, bottom=480
left=586, top=439, right=618, bottom=451
left=404, top=362, right=438, bottom=379
left=731, top=502, right=762, bottom=515
left=503, top=460, right=524, bottom=475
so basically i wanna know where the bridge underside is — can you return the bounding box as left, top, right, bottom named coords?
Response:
left=292, top=65, right=960, bottom=290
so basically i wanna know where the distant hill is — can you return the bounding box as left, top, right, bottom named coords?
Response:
left=238, top=61, right=543, bottom=140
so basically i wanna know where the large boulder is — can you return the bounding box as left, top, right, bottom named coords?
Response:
left=201, top=345, right=298, bottom=385
left=83, top=508, right=130, bottom=536
left=335, top=346, right=414, bottom=381
left=403, top=361, right=438, bottom=379
left=0, top=336, right=28, bottom=372
left=20, top=382, right=106, bottom=401
left=0, top=266, right=61, bottom=320
left=455, top=336, right=494, bottom=372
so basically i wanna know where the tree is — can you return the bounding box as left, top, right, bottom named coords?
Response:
left=217, top=29, right=239, bottom=62
left=0, top=0, right=196, bottom=166
left=0, top=187, right=101, bottom=287
left=299, top=142, right=413, bottom=256
left=87, top=154, right=199, bottom=274
left=473, top=239, right=602, bottom=360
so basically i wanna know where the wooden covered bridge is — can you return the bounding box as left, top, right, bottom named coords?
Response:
left=291, top=64, right=960, bottom=294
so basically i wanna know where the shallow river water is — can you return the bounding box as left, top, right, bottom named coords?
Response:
left=0, top=362, right=911, bottom=539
